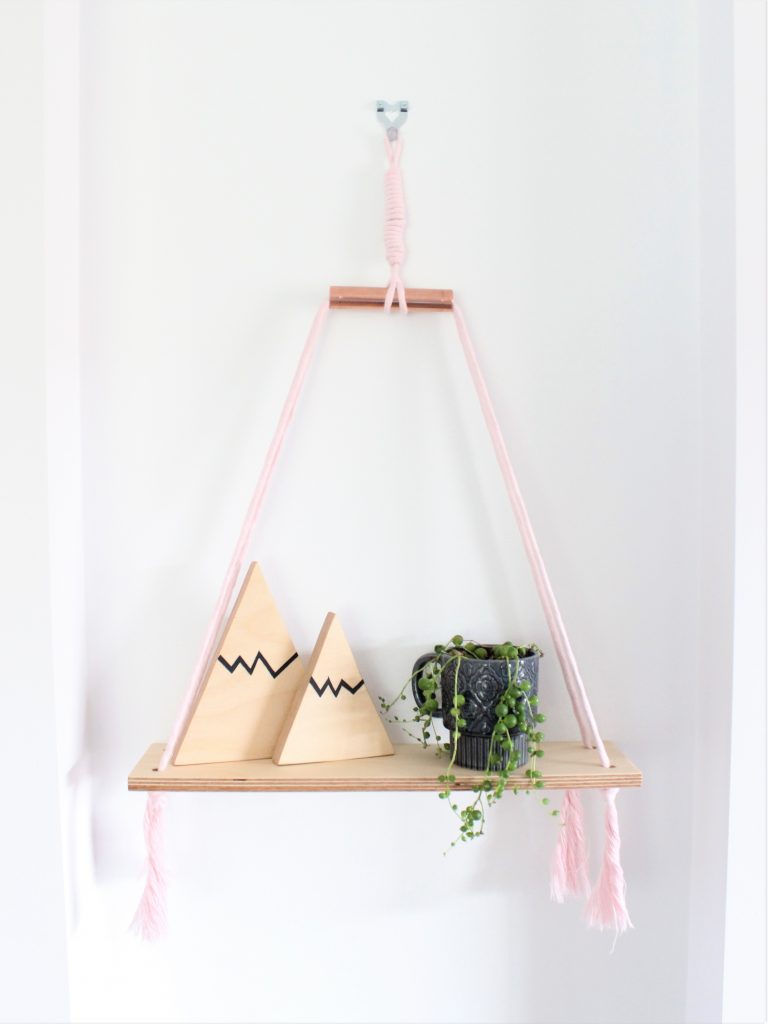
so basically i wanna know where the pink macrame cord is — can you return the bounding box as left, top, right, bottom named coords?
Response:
left=132, top=301, right=329, bottom=938
left=449, top=304, right=632, bottom=934
left=383, top=136, right=407, bottom=313
left=451, top=303, right=610, bottom=767
left=160, top=300, right=329, bottom=771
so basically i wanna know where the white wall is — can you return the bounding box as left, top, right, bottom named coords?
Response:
left=722, top=2, right=767, bottom=1021
left=685, top=1, right=738, bottom=1019
left=30, top=1, right=740, bottom=1022
left=0, top=4, right=71, bottom=1022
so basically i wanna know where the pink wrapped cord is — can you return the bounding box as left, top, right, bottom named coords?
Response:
left=383, top=136, right=407, bottom=313
left=451, top=302, right=610, bottom=767
left=160, top=300, right=329, bottom=771
left=448, top=304, right=631, bottom=935
left=132, top=301, right=329, bottom=938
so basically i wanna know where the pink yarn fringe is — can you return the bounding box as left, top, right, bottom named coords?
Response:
left=550, top=789, right=590, bottom=902
left=586, top=787, right=633, bottom=933
left=131, top=793, right=168, bottom=941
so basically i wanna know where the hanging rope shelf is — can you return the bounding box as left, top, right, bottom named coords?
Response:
left=129, top=100, right=641, bottom=940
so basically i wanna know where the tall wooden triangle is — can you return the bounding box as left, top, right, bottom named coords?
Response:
left=272, top=612, right=394, bottom=765
left=174, top=563, right=305, bottom=765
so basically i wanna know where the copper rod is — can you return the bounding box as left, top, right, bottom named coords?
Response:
left=329, top=286, right=453, bottom=310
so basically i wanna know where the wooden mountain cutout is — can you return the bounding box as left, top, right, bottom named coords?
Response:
left=272, top=612, right=394, bottom=765
left=174, top=563, right=305, bottom=765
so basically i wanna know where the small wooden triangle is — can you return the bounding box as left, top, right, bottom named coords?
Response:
left=174, top=563, right=305, bottom=765
left=272, top=612, right=394, bottom=765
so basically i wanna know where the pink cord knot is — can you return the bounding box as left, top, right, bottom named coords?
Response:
left=384, top=137, right=407, bottom=313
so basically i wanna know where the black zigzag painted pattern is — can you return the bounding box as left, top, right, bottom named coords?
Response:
left=309, top=676, right=365, bottom=698
left=217, top=650, right=299, bottom=678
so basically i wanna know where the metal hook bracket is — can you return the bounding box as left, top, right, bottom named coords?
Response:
left=376, top=100, right=409, bottom=141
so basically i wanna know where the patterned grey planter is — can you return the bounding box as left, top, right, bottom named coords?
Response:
left=412, top=649, right=540, bottom=771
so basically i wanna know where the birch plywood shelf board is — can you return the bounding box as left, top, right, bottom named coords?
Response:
left=129, top=741, right=641, bottom=793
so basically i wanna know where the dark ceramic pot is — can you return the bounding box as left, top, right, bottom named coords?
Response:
left=412, top=649, right=540, bottom=771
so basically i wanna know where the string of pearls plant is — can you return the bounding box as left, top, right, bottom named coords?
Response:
left=380, top=636, right=556, bottom=848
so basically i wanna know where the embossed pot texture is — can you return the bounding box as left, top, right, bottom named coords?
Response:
left=412, top=650, right=540, bottom=771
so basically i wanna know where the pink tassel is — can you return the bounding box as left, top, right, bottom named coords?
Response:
left=131, top=793, right=168, bottom=940
left=550, top=789, right=590, bottom=902
left=586, top=787, right=633, bottom=933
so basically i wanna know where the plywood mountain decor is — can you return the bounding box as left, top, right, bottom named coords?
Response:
left=272, top=612, right=394, bottom=766
left=174, top=563, right=305, bottom=765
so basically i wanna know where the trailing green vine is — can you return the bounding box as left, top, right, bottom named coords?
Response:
left=380, top=636, right=556, bottom=847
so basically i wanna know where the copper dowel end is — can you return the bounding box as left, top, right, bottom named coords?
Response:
left=329, top=286, right=454, bottom=310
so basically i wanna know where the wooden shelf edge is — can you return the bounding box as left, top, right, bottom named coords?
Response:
left=128, top=741, right=641, bottom=794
